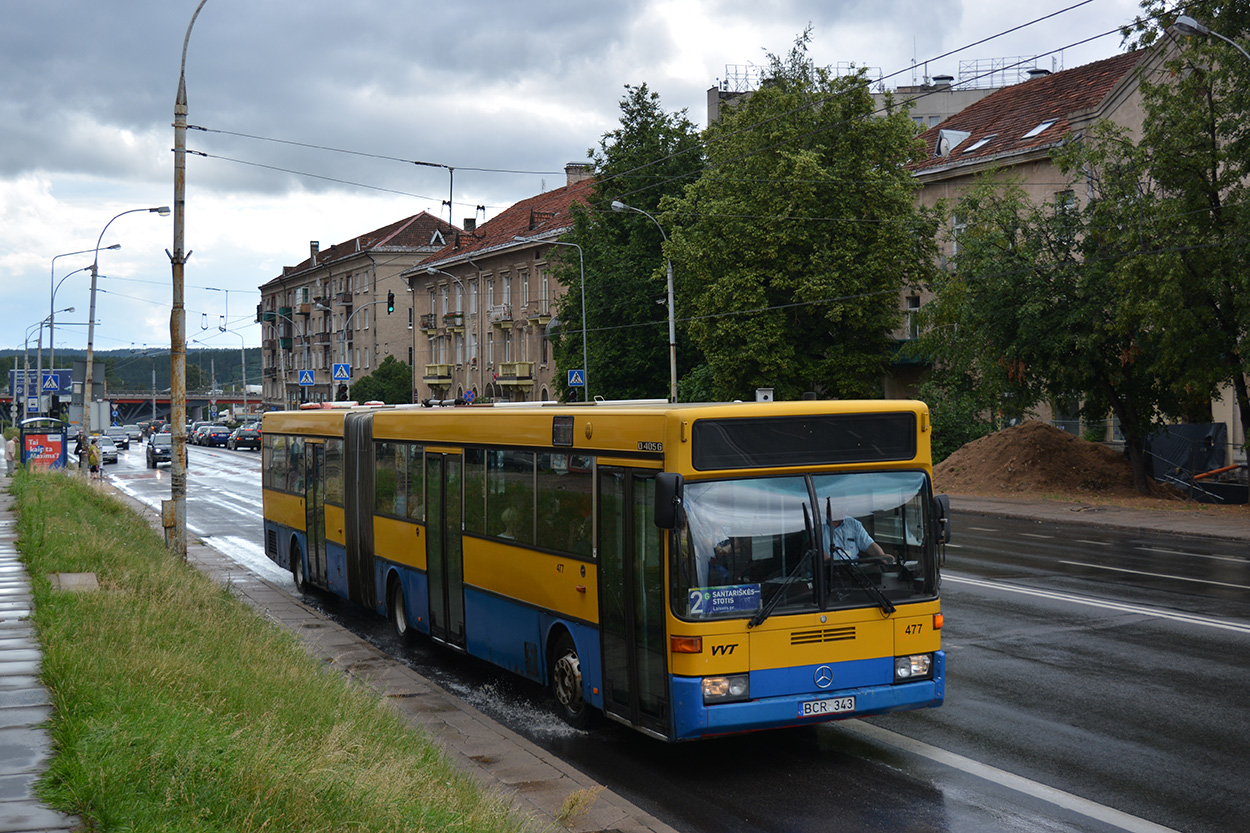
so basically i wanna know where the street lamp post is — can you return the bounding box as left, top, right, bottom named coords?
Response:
left=1174, top=15, right=1250, bottom=64
left=513, top=235, right=588, bottom=401
left=83, top=207, right=170, bottom=463
left=425, top=267, right=484, bottom=400
left=46, top=247, right=116, bottom=416
left=610, top=200, right=677, bottom=402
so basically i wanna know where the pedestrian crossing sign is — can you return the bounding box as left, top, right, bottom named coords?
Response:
left=298, top=370, right=315, bottom=386
left=42, top=373, right=60, bottom=391
left=332, top=363, right=351, bottom=381
left=567, top=369, right=585, bottom=387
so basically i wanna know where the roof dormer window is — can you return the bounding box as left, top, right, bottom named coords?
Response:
left=962, top=134, right=996, bottom=153
left=1022, top=120, right=1057, bottom=139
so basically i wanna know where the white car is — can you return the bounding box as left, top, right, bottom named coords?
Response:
left=97, top=435, right=119, bottom=464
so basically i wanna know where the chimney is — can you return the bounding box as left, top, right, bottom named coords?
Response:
left=931, top=74, right=954, bottom=89
left=1026, top=68, right=1051, bottom=79
left=565, top=162, right=593, bottom=186
left=310, top=240, right=319, bottom=265
left=463, top=218, right=477, bottom=232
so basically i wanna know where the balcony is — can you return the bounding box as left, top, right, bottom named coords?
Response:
left=489, top=303, right=513, bottom=328
left=420, top=313, right=440, bottom=334
left=312, top=332, right=331, bottom=345
left=296, top=303, right=312, bottom=316
left=444, top=311, right=465, bottom=332
left=279, top=337, right=293, bottom=350
left=262, top=367, right=278, bottom=379
left=423, top=363, right=453, bottom=386
left=261, top=310, right=277, bottom=322
left=335, top=291, right=353, bottom=307
left=496, top=361, right=534, bottom=387
left=278, top=306, right=292, bottom=319
left=527, top=303, right=552, bottom=326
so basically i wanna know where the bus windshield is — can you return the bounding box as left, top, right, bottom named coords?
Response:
left=672, top=471, right=936, bottom=621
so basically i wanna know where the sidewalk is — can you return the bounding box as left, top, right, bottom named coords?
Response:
left=949, top=493, right=1250, bottom=543
left=0, top=466, right=81, bottom=833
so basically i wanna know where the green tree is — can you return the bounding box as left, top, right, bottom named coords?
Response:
left=917, top=124, right=1199, bottom=492
left=349, top=356, right=411, bottom=404
left=662, top=32, right=940, bottom=401
left=1127, top=1, right=1250, bottom=449
left=549, top=83, right=704, bottom=401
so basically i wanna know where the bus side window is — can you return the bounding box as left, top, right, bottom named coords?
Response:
left=374, top=441, right=399, bottom=517
left=464, top=449, right=486, bottom=534
left=487, top=450, right=534, bottom=545
left=286, top=437, right=304, bottom=492
left=537, top=453, right=593, bottom=557
left=405, top=444, right=424, bottom=521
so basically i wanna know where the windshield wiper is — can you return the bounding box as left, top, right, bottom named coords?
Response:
left=748, top=503, right=814, bottom=629
left=826, top=498, right=895, bottom=616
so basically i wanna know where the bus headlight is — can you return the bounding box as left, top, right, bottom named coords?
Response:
left=894, top=653, right=933, bottom=681
left=703, top=674, right=750, bottom=704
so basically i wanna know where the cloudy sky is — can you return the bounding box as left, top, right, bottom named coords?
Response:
left=2, top=0, right=1146, bottom=355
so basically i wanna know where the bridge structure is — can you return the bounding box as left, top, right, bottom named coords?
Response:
left=2, top=391, right=257, bottom=427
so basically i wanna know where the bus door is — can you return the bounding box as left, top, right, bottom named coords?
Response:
left=303, top=440, right=328, bottom=588
left=425, top=451, right=466, bottom=648
left=598, top=468, right=668, bottom=735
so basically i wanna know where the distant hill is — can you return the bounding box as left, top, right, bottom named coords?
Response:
left=2, top=347, right=261, bottom=394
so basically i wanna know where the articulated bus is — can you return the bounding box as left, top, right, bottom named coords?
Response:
left=261, top=399, right=949, bottom=741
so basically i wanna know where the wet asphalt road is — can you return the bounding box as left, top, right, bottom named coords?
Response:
left=104, top=443, right=1250, bottom=833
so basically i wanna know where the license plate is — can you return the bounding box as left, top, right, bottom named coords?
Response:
left=798, top=696, right=855, bottom=718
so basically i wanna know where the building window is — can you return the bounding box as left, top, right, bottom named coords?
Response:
left=469, top=279, right=478, bottom=315
left=486, top=277, right=495, bottom=307
left=906, top=295, right=921, bottom=340
left=521, top=270, right=529, bottom=306
left=408, top=306, right=413, bottom=329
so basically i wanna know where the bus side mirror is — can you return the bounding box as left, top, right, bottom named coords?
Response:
left=932, top=493, right=951, bottom=544
left=654, top=472, right=684, bottom=529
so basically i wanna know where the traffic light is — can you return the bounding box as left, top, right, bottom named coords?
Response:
left=386, top=290, right=395, bottom=314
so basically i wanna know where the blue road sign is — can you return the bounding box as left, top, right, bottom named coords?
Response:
left=298, top=370, right=315, bottom=386
left=567, top=369, right=585, bottom=387
left=464, top=389, right=476, bottom=403
left=42, top=373, right=60, bottom=391
left=332, top=363, right=351, bottom=381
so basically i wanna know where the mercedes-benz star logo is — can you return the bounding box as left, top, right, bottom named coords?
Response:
left=814, top=665, right=833, bottom=689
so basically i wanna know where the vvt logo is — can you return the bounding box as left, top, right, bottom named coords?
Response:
left=814, top=665, right=833, bottom=689
left=710, top=643, right=738, bottom=656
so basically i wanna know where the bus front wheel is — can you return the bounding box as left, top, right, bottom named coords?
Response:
left=550, top=631, right=593, bottom=729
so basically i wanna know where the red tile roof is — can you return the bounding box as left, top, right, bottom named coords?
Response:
left=421, top=178, right=595, bottom=267
left=271, top=211, right=458, bottom=281
left=910, top=50, right=1146, bottom=173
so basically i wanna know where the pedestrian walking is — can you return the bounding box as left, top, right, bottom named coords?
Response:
left=87, top=438, right=102, bottom=481
left=4, top=433, right=16, bottom=475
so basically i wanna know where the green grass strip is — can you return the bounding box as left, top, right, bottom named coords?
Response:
left=10, top=469, right=536, bottom=832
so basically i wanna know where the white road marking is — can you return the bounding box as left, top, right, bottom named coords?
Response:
left=1076, top=539, right=1112, bottom=547
left=1138, top=546, right=1247, bottom=564
left=945, top=573, right=1250, bottom=634
left=842, top=721, right=1183, bottom=833
left=967, top=526, right=999, bottom=532
left=1059, top=560, right=1250, bottom=591
left=1021, top=532, right=1054, bottom=539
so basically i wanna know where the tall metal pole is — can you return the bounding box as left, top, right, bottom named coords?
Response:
left=46, top=248, right=103, bottom=417
left=85, top=207, right=168, bottom=465
left=610, top=200, right=677, bottom=402
left=170, top=0, right=209, bottom=558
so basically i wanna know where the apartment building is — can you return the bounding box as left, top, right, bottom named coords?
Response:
left=402, top=163, right=594, bottom=404
left=257, top=212, right=456, bottom=409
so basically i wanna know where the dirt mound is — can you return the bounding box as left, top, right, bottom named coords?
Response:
left=934, top=420, right=1158, bottom=498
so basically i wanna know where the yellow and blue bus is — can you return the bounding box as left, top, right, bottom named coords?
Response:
left=261, top=399, right=949, bottom=741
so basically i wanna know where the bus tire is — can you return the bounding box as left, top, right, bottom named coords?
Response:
left=388, top=577, right=412, bottom=642
left=549, top=630, right=594, bottom=729
left=291, top=541, right=308, bottom=594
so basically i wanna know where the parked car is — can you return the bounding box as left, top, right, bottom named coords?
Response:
left=200, top=424, right=233, bottom=447
left=147, top=433, right=172, bottom=468
left=105, top=426, right=130, bottom=450
left=97, top=435, right=119, bottom=464
left=227, top=424, right=262, bottom=451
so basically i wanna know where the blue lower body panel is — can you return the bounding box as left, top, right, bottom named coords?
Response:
left=671, top=650, right=945, bottom=740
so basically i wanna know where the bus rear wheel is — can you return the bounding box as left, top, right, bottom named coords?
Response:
left=291, top=542, right=308, bottom=594
left=388, top=578, right=412, bottom=642
left=550, top=631, right=593, bottom=729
